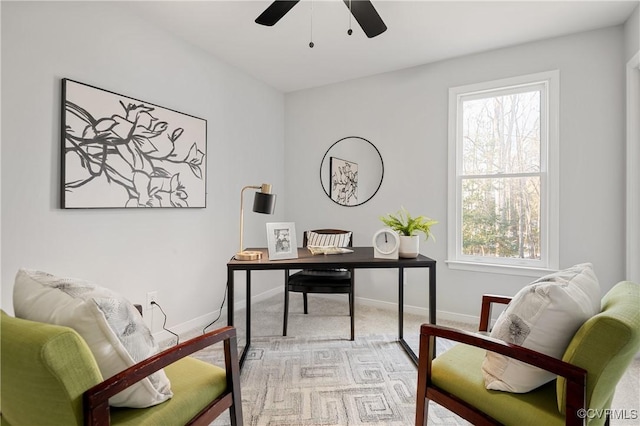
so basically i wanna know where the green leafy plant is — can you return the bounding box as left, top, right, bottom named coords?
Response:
left=380, top=207, right=438, bottom=241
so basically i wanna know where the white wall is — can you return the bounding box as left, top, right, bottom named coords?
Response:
left=1, top=2, right=286, bottom=331
left=285, top=26, right=627, bottom=321
left=624, top=5, right=640, bottom=282
left=624, top=4, right=639, bottom=61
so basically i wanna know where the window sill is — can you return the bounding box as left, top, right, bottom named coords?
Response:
left=445, top=260, right=556, bottom=277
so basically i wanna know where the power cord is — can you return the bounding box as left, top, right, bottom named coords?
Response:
left=150, top=301, right=180, bottom=345
left=203, top=280, right=228, bottom=334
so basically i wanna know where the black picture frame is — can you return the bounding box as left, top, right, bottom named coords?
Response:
left=61, top=79, right=207, bottom=208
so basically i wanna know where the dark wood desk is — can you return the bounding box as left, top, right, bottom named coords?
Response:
left=227, top=246, right=436, bottom=367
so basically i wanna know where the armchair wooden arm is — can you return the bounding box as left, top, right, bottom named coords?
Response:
left=416, top=324, right=587, bottom=426
left=479, top=294, right=512, bottom=332
left=83, top=326, right=242, bottom=426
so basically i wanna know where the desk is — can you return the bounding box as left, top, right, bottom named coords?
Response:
left=227, top=246, right=436, bottom=367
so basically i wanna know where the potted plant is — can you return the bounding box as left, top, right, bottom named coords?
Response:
left=380, top=207, right=438, bottom=258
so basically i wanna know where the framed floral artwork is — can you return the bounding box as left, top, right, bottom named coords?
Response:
left=61, top=79, right=207, bottom=208
left=330, top=156, right=358, bottom=206
left=266, top=222, right=298, bottom=260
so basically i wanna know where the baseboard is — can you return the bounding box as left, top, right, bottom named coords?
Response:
left=354, top=295, right=479, bottom=327
left=152, top=286, right=282, bottom=341
left=152, top=309, right=224, bottom=342
left=154, top=289, right=482, bottom=341
left=233, top=285, right=283, bottom=313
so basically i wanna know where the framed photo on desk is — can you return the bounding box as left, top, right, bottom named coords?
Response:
left=266, top=222, right=298, bottom=260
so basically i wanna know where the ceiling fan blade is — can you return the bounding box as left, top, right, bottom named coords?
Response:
left=343, top=0, right=387, bottom=38
left=256, top=1, right=300, bottom=26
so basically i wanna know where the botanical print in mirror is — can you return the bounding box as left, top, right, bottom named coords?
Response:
left=330, top=157, right=358, bottom=206
left=61, top=79, right=207, bottom=208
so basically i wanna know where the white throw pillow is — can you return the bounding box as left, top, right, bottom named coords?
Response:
left=306, top=231, right=352, bottom=247
left=481, top=263, right=601, bottom=393
left=13, top=269, right=172, bottom=407
left=304, top=231, right=352, bottom=274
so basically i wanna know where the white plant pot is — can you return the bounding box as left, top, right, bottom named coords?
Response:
left=399, top=235, right=419, bottom=258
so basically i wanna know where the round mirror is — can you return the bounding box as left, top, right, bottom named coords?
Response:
left=320, top=136, right=384, bottom=207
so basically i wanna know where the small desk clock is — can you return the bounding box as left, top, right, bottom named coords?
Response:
left=372, top=228, right=400, bottom=259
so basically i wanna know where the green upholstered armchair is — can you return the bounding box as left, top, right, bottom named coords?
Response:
left=0, top=311, right=243, bottom=426
left=415, top=281, right=640, bottom=426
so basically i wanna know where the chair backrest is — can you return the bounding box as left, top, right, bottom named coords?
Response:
left=557, top=281, right=640, bottom=421
left=303, top=229, right=352, bottom=247
left=0, top=310, right=103, bottom=426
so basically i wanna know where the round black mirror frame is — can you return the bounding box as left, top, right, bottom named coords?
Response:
left=319, top=136, right=384, bottom=207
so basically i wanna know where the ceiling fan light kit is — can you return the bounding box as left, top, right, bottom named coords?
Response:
left=256, top=0, right=387, bottom=47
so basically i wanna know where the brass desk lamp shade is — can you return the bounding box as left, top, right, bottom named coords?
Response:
left=236, top=183, right=276, bottom=261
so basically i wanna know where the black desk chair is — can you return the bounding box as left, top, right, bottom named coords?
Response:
left=283, top=229, right=354, bottom=340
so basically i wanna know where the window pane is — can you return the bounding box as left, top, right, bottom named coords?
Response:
left=462, top=91, right=541, bottom=175
left=462, top=176, right=541, bottom=260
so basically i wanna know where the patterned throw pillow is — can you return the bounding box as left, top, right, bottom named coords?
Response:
left=303, top=231, right=352, bottom=275
left=13, top=269, right=172, bottom=407
left=481, top=263, right=601, bottom=393
left=306, top=231, right=352, bottom=247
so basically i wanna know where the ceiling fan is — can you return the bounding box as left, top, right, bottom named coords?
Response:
left=255, top=0, right=387, bottom=39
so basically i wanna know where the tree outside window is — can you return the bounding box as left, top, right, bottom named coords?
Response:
left=462, top=90, right=541, bottom=259
left=448, top=72, right=559, bottom=273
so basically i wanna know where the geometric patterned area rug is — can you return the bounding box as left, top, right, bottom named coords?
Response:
left=193, top=334, right=470, bottom=426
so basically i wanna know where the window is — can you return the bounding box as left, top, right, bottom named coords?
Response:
left=447, top=71, right=559, bottom=275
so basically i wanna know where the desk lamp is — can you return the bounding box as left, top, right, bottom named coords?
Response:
left=236, top=183, right=276, bottom=260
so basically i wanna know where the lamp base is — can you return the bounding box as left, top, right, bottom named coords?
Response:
left=235, top=250, right=263, bottom=261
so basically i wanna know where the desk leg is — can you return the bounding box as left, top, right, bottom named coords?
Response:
left=398, top=267, right=404, bottom=340
left=350, top=269, right=355, bottom=341
left=397, top=267, right=418, bottom=365
left=227, top=268, right=234, bottom=327
left=429, top=265, right=436, bottom=324
left=239, top=270, right=251, bottom=368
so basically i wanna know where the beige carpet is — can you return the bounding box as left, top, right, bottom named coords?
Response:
left=202, top=333, right=456, bottom=425
left=178, top=292, right=639, bottom=425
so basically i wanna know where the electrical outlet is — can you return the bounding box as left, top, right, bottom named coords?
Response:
left=146, top=291, right=158, bottom=311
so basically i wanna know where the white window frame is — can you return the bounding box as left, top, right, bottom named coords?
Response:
left=447, top=71, right=559, bottom=277
left=626, top=51, right=640, bottom=282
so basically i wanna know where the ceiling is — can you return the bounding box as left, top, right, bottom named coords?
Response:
left=122, top=1, right=639, bottom=93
